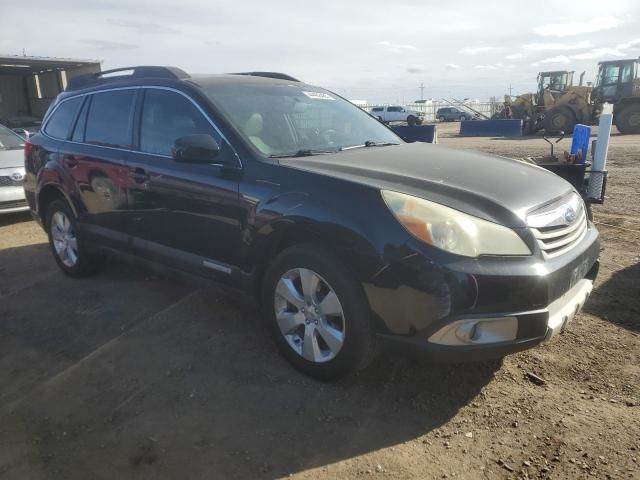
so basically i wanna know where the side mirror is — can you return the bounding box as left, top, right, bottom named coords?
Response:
left=172, top=134, right=221, bottom=164
left=12, top=128, right=29, bottom=140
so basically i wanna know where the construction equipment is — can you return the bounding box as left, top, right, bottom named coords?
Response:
left=544, top=57, right=640, bottom=134
left=499, top=70, right=587, bottom=133
left=499, top=59, right=640, bottom=135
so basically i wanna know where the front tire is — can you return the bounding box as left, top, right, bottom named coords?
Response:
left=46, top=199, right=103, bottom=277
left=615, top=104, right=640, bottom=134
left=460, top=115, right=466, bottom=121
left=407, top=115, right=417, bottom=126
left=438, top=116, right=445, bottom=122
left=262, top=243, right=376, bottom=380
left=544, top=106, right=576, bottom=134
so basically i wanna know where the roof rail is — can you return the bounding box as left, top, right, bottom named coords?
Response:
left=230, top=72, right=300, bottom=82
left=66, top=66, right=190, bottom=91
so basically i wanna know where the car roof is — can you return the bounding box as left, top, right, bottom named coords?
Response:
left=60, top=67, right=309, bottom=98
left=188, top=73, right=311, bottom=90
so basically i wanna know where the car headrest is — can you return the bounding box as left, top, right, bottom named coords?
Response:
left=244, top=113, right=263, bottom=136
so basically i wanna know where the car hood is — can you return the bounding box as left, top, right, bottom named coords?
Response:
left=279, top=142, right=574, bottom=228
left=0, top=149, right=24, bottom=170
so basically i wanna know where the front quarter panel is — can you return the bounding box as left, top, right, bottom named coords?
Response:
left=239, top=160, right=411, bottom=281
left=238, top=160, right=473, bottom=335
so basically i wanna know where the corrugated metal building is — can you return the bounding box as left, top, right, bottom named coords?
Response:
left=0, top=55, right=101, bottom=126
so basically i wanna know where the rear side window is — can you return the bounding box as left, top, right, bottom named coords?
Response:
left=371, top=107, right=383, bottom=112
left=139, top=89, right=213, bottom=156
left=387, top=106, right=402, bottom=112
left=44, top=97, right=82, bottom=140
left=85, top=90, right=136, bottom=148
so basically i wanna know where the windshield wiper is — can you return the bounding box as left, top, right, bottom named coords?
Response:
left=364, top=140, right=399, bottom=147
left=340, top=141, right=400, bottom=150
left=269, top=149, right=335, bottom=158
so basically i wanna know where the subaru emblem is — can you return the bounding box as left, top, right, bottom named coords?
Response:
left=10, top=171, right=25, bottom=182
left=563, top=205, right=576, bottom=224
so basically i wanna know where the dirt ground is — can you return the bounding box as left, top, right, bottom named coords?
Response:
left=0, top=124, right=638, bottom=480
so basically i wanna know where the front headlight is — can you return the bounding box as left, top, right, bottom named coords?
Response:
left=381, top=190, right=531, bottom=257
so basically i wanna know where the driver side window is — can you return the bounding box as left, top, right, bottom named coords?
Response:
left=140, top=89, right=217, bottom=156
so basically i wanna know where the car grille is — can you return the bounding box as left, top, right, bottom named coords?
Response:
left=0, top=199, right=28, bottom=210
left=527, top=193, right=588, bottom=259
left=0, top=176, right=23, bottom=187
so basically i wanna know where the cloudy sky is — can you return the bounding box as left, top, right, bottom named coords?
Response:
left=2, top=0, right=639, bottom=103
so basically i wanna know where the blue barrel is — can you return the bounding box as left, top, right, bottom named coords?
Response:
left=570, top=124, right=591, bottom=164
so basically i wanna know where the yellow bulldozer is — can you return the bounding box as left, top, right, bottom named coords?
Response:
left=501, top=70, right=590, bottom=133
left=502, top=58, right=640, bottom=134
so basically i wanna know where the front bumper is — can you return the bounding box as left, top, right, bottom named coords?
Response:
left=379, top=273, right=595, bottom=362
left=367, top=223, right=600, bottom=362
left=0, top=186, right=29, bottom=214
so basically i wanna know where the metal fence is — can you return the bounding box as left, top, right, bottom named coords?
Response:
left=358, top=102, right=500, bottom=122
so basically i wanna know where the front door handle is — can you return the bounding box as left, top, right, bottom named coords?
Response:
left=128, top=167, right=149, bottom=183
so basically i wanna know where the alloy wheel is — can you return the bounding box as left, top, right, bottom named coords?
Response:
left=51, top=211, right=78, bottom=267
left=274, top=268, right=346, bottom=363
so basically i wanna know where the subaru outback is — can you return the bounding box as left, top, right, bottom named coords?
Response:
left=24, top=67, right=599, bottom=379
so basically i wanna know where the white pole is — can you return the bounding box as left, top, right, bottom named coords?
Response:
left=586, top=103, right=612, bottom=200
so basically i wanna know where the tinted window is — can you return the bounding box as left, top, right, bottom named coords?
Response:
left=387, top=106, right=402, bottom=112
left=85, top=90, right=135, bottom=148
left=71, top=97, right=89, bottom=142
left=140, top=89, right=214, bottom=156
left=371, top=107, right=383, bottom=112
left=44, top=97, right=82, bottom=140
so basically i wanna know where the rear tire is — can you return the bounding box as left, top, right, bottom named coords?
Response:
left=407, top=115, right=417, bottom=126
left=438, top=116, right=445, bottom=122
left=459, top=115, right=466, bottom=121
left=261, top=243, right=377, bottom=380
left=615, top=104, right=640, bottom=134
left=46, top=199, right=104, bottom=277
left=544, top=106, right=576, bottom=134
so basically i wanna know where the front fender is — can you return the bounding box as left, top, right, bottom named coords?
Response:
left=244, top=187, right=411, bottom=284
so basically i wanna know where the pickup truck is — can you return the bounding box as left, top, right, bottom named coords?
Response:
left=371, top=105, right=424, bottom=126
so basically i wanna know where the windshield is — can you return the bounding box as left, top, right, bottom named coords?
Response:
left=540, top=72, right=568, bottom=91
left=202, top=81, right=401, bottom=157
left=0, top=124, right=25, bottom=150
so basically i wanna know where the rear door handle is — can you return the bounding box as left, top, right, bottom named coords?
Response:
left=128, top=167, right=149, bottom=183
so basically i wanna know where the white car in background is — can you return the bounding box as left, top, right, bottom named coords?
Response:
left=370, top=105, right=424, bottom=126
left=0, top=123, right=28, bottom=214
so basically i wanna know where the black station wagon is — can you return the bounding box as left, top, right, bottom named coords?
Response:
left=24, top=66, right=599, bottom=379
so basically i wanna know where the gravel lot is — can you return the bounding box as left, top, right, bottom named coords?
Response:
left=1, top=124, right=638, bottom=479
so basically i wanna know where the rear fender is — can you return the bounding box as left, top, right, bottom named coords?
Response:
left=36, top=161, right=81, bottom=219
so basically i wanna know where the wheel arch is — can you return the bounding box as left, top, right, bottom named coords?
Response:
left=249, top=216, right=384, bottom=302
left=37, top=183, right=77, bottom=226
